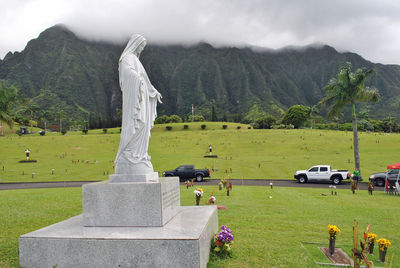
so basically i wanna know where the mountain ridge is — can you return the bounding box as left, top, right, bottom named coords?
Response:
left=1, top=25, right=400, bottom=127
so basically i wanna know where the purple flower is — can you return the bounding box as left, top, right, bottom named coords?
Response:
left=220, top=225, right=232, bottom=234
left=217, top=229, right=234, bottom=243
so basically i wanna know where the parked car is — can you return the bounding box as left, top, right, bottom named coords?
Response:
left=369, top=169, right=400, bottom=187
left=294, top=165, right=350, bottom=185
left=163, top=165, right=210, bottom=182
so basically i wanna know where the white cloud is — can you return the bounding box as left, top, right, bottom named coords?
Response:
left=1, top=0, right=400, bottom=64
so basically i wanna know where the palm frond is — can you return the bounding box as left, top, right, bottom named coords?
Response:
left=355, top=87, right=381, bottom=103
left=327, top=101, right=347, bottom=119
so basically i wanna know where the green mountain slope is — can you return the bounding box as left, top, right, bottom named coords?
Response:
left=1, top=25, right=400, bottom=127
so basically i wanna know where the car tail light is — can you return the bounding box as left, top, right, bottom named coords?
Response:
left=208, top=169, right=210, bottom=175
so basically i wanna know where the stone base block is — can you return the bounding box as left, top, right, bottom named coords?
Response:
left=19, top=206, right=218, bottom=268
left=82, top=177, right=180, bottom=227
left=109, top=172, right=159, bottom=183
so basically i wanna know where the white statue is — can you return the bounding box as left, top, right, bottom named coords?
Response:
left=114, top=34, right=162, bottom=178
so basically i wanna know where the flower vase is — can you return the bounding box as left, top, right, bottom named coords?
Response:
left=196, top=195, right=201, bottom=206
left=368, top=241, right=374, bottom=254
left=379, top=248, right=387, bottom=262
left=329, top=238, right=335, bottom=255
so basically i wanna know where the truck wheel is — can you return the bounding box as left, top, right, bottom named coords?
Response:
left=298, top=175, right=307, bottom=183
left=332, top=176, right=341, bottom=185
left=196, top=174, right=203, bottom=182
left=375, top=178, right=385, bottom=187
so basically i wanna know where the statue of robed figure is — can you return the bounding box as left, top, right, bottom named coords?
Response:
left=113, top=34, right=162, bottom=183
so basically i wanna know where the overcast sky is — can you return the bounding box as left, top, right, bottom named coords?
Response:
left=1, top=0, right=400, bottom=64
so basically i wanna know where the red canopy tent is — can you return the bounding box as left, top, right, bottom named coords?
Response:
left=387, top=163, right=400, bottom=169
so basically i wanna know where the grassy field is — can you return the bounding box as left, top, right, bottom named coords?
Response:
left=0, top=122, right=400, bottom=182
left=1, top=185, right=399, bottom=267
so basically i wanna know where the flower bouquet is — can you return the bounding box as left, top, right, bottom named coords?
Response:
left=221, top=178, right=227, bottom=188
left=208, top=195, right=216, bottom=205
left=367, top=233, right=378, bottom=254
left=185, top=180, right=193, bottom=189
left=328, top=224, right=341, bottom=255
left=376, top=238, right=391, bottom=262
left=211, top=225, right=234, bottom=258
left=194, top=188, right=203, bottom=205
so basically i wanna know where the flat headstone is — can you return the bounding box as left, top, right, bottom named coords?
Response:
left=319, top=247, right=353, bottom=265
left=203, top=155, right=218, bottom=158
left=18, top=160, right=37, bottom=163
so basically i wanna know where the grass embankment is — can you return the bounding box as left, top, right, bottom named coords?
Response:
left=0, top=122, right=399, bottom=182
left=1, top=186, right=399, bottom=267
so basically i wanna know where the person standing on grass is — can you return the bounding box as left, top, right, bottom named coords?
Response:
left=209, top=145, right=213, bottom=155
left=25, top=148, right=30, bottom=160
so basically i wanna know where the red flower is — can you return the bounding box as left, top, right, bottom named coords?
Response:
left=216, top=240, right=221, bottom=246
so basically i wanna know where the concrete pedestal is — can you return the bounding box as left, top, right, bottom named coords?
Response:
left=20, top=207, right=218, bottom=268
left=19, top=176, right=219, bottom=267
left=83, top=178, right=180, bottom=227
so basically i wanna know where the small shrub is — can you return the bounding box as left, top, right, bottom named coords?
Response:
left=236, top=126, right=241, bottom=129
left=339, top=123, right=353, bottom=131
left=166, top=126, right=173, bottom=131
left=169, top=114, right=183, bottom=123
left=39, top=130, right=45, bottom=136
left=82, top=129, right=88, bottom=134
left=222, top=125, right=228, bottom=129
left=248, top=126, right=251, bottom=129
left=285, top=124, right=294, bottom=129
left=102, top=128, right=108, bottom=134
left=201, top=124, right=206, bottom=130
left=61, top=129, right=67, bottom=135
left=155, top=115, right=169, bottom=124
left=183, top=125, right=189, bottom=130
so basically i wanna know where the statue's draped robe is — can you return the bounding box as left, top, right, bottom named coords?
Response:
left=115, top=51, right=158, bottom=174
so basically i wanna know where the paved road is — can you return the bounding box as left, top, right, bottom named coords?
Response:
left=0, top=179, right=379, bottom=191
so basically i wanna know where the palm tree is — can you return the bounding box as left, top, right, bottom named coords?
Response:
left=318, top=62, right=381, bottom=179
left=24, top=103, right=40, bottom=133
left=306, top=105, right=319, bottom=129
left=0, top=81, right=18, bottom=136
left=56, top=110, right=65, bottom=133
left=41, top=110, right=51, bottom=131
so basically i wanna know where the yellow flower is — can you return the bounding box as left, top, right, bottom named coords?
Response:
left=376, top=238, right=391, bottom=250
left=328, top=225, right=340, bottom=239
left=367, top=233, right=378, bottom=242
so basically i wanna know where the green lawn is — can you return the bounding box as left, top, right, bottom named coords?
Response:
left=1, top=186, right=399, bottom=267
left=1, top=122, right=399, bottom=183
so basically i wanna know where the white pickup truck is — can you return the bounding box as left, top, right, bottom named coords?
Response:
left=294, top=165, right=350, bottom=185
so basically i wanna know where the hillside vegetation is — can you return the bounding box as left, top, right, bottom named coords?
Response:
left=1, top=25, right=400, bottom=128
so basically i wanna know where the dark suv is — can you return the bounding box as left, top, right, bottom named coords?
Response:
left=369, top=169, right=399, bottom=187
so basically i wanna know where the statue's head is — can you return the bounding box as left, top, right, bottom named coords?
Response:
left=122, top=34, right=147, bottom=59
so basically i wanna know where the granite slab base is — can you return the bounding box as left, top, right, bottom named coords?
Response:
left=20, top=206, right=218, bottom=268
left=82, top=177, right=180, bottom=227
